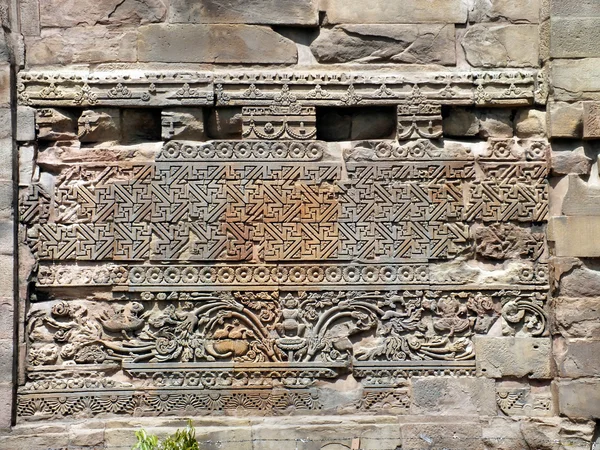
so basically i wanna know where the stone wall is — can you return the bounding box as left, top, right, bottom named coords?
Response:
left=0, top=0, right=599, bottom=449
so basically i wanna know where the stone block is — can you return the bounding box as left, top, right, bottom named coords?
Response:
left=554, top=339, right=600, bottom=378
left=551, top=0, right=600, bottom=17
left=19, top=0, right=40, bottom=36
left=162, top=108, right=206, bottom=141
left=322, top=0, right=468, bottom=24
left=548, top=102, right=583, bottom=138
left=562, top=174, right=600, bottom=216
left=78, top=109, right=121, bottom=143
left=478, top=109, right=513, bottom=138
left=169, top=0, right=318, bottom=25
left=515, top=109, right=546, bottom=138
left=0, top=139, right=12, bottom=180
left=0, top=64, right=10, bottom=107
left=411, top=377, right=496, bottom=415
left=310, top=24, right=455, bottom=65
left=469, top=0, right=540, bottom=23
left=0, top=340, right=13, bottom=382
left=0, top=298, right=13, bottom=340
left=0, top=382, right=13, bottom=429
left=443, top=108, right=480, bottom=137
left=0, top=181, right=13, bottom=220
left=557, top=380, right=600, bottom=419
left=40, top=0, right=166, bottom=27
left=474, top=337, right=552, bottom=379
left=553, top=59, right=600, bottom=102
left=583, top=101, right=600, bottom=139
left=558, top=262, right=600, bottom=298
left=550, top=216, right=600, bottom=257
left=551, top=18, right=600, bottom=58
left=16, top=106, right=35, bottom=142
left=0, top=221, right=12, bottom=256
left=495, top=381, right=554, bottom=417
left=461, top=24, right=539, bottom=68
left=18, top=145, right=34, bottom=187
left=401, top=422, right=482, bottom=450
left=122, top=109, right=161, bottom=143
left=138, top=24, right=297, bottom=64
left=36, top=108, right=78, bottom=141
left=26, top=27, right=137, bottom=66
left=551, top=146, right=592, bottom=176
left=0, top=109, right=10, bottom=140
left=251, top=416, right=401, bottom=450
left=552, top=297, right=600, bottom=338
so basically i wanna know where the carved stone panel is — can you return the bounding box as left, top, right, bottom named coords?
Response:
left=17, top=68, right=549, bottom=421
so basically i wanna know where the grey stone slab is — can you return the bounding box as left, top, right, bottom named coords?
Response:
left=169, top=0, right=318, bottom=25
left=138, top=24, right=298, bottom=64
left=411, top=377, right=496, bottom=416
left=558, top=380, right=600, bottom=419
left=551, top=18, right=600, bottom=58
left=461, top=24, right=539, bottom=68
left=322, top=0, right=468, bottom=24
left=474, top=337, right=552, bottom=379
left=310, top=24, right=456, bottom=65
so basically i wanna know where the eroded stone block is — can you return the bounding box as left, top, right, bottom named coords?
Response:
left=16, top=106, right=35, bottom=142
left=515, top=109, right=546, bottom=138
left=554, top=338, right=600, bottom=378
left=310, top=24, right=456, bottom=65
left=39, top=0, right=166, bottom=27
left=138, top=24, right=298, bottom=64
left=475, top=337, right=552, bottom=379
left=322, top=0, right=468, bottom=24
left=26, top=27, right=137, bottom=65
left=557, top=380, right=600, bottom=419
left=161, top=108, right=206, bottom=141
left=551, top=18, right=600, bottom=59
left=461, top=24, right=539, bottom=68
left=553, top=59, right=600, bottom=102
left=552, top=297, right=600, bottom=338
left=551, top=147, right=592, bottom=176
left=550, top=216, right=600, bottom=257
left=169, top=0, right=318, bottom=25
left=78, top=109, right=121, bottom=143
left=411, top=377, right=496, bottom=415
left=36, top=108, right=77, bottom=141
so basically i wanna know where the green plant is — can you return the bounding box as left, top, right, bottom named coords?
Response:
left=132, top=420, right=200, bottom=450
